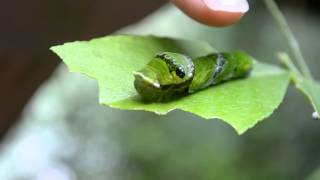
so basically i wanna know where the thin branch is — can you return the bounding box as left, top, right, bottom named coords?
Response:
left=263, top=0, right=313, bottom=80
left=277, top=52, right=301, bottom=76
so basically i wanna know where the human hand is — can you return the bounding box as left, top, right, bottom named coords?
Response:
left=171, top=0, right=249, bottom=27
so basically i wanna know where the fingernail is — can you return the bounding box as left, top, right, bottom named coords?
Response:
left=202, top=0, right=249, bottom=13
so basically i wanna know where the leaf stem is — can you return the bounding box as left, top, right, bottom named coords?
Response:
left=263, top=0, right=313, bottom=80
left=277, top=52, right=302, bottom=83
left=277, top=52, right=301, bottom=76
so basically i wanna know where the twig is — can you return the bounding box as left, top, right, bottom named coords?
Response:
left=263, top=0, right=313, bottom=80
left=277, top=52, right=301, bottom=77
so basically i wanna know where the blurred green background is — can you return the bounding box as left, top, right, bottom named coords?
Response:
left=0, top=1, right=320, bottom=180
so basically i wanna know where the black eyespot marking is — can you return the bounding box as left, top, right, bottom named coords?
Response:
left=175, top=67, right=185, bottom=78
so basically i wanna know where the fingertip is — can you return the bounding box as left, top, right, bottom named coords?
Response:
left=171, top=0, right=249, bottom=27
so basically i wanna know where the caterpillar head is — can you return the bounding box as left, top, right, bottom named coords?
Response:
left=133, top=52, right=194, bottom=102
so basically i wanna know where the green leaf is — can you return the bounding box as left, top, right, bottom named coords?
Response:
left=295, top=79, right=320, bottom=119
left=278, top=52, right=320, bottom=119
left=51, top=35, right=290, bottom=134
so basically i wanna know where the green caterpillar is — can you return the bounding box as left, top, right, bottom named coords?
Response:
left=133, top=51, right=253, bottom=102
